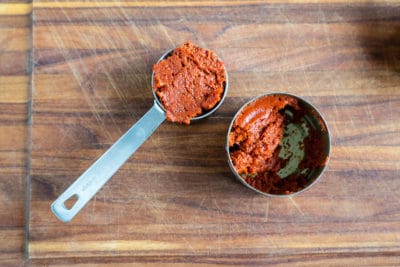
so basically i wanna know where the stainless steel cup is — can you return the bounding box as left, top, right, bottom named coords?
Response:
left=226, top=93, right=330, bottom=197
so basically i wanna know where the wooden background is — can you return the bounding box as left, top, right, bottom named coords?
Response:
left=1, top=0, right=400, bottom=266
left=0, top=1, right=31, bottom=266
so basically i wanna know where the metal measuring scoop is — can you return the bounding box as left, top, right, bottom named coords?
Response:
left=51, top=48, right=229, bottom=222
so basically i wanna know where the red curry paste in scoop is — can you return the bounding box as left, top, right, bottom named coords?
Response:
left=229, top=94, right=328, bottom=195
left=152, top=42, right=226, bottom=124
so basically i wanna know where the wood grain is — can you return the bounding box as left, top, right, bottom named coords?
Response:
left=1, top=0, right=400, bottom=266
left=30, top=0, right=400, bottom=261
left=0, top=1, right=31, bottom=266
left=25, top=252, right=400, bottom=267
left=0, top=0, right=392, bottom=265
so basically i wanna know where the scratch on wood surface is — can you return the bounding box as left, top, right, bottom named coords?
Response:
left=371, top=169, right=400, bottom=203
left=80, top=33, right=117, bottom=133
left=264, top=199, right=270, bottom=223
left=90, top=195, right=96, bottom=224
left=364, top=103, right=376, bottom=124
left=103, top=188, right=113, bottom=225
left=301, top=62, right=312, bottom=96
left=47, top=20, right=104, bottom=127
left=58, top=121, right=69, bottom=145
left=116, top=196, right=121, bottom=239
left=319, top=5, right=332, bottom=47
left=182, top=236, right=195, bottom=252
left=388, top=95, right=394, bottom=125
left=387, top=96, right=399, bottom=138
left=55, top=7, right=118, bottom=134
left=94, top=7, right=128, bottom=136
left=212, top=198, right=222, bottom=216
left=118, top=2, right=155, bottom=50
left=103, top=72, right=122, bottom=134
left=289, top=197, right=304, bottom=216
left=212, top=198, right=223, bottom=253
left=330, top=76, right=341, bottom=137
left=348, top=115, right=356, bottom=129
left=159, top=23, right=176, bottom=48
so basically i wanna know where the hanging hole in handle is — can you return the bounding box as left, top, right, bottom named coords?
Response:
left=64, top=194, right=79, bottom=210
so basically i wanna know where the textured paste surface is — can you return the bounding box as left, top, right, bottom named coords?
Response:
left=153, top=42, right=226, bottom=124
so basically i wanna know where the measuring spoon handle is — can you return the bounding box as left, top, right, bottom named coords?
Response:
left=51, top=102, right=166, bottom=222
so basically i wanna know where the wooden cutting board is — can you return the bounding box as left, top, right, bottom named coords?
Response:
left=29, top=0, right=400, bottom=261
